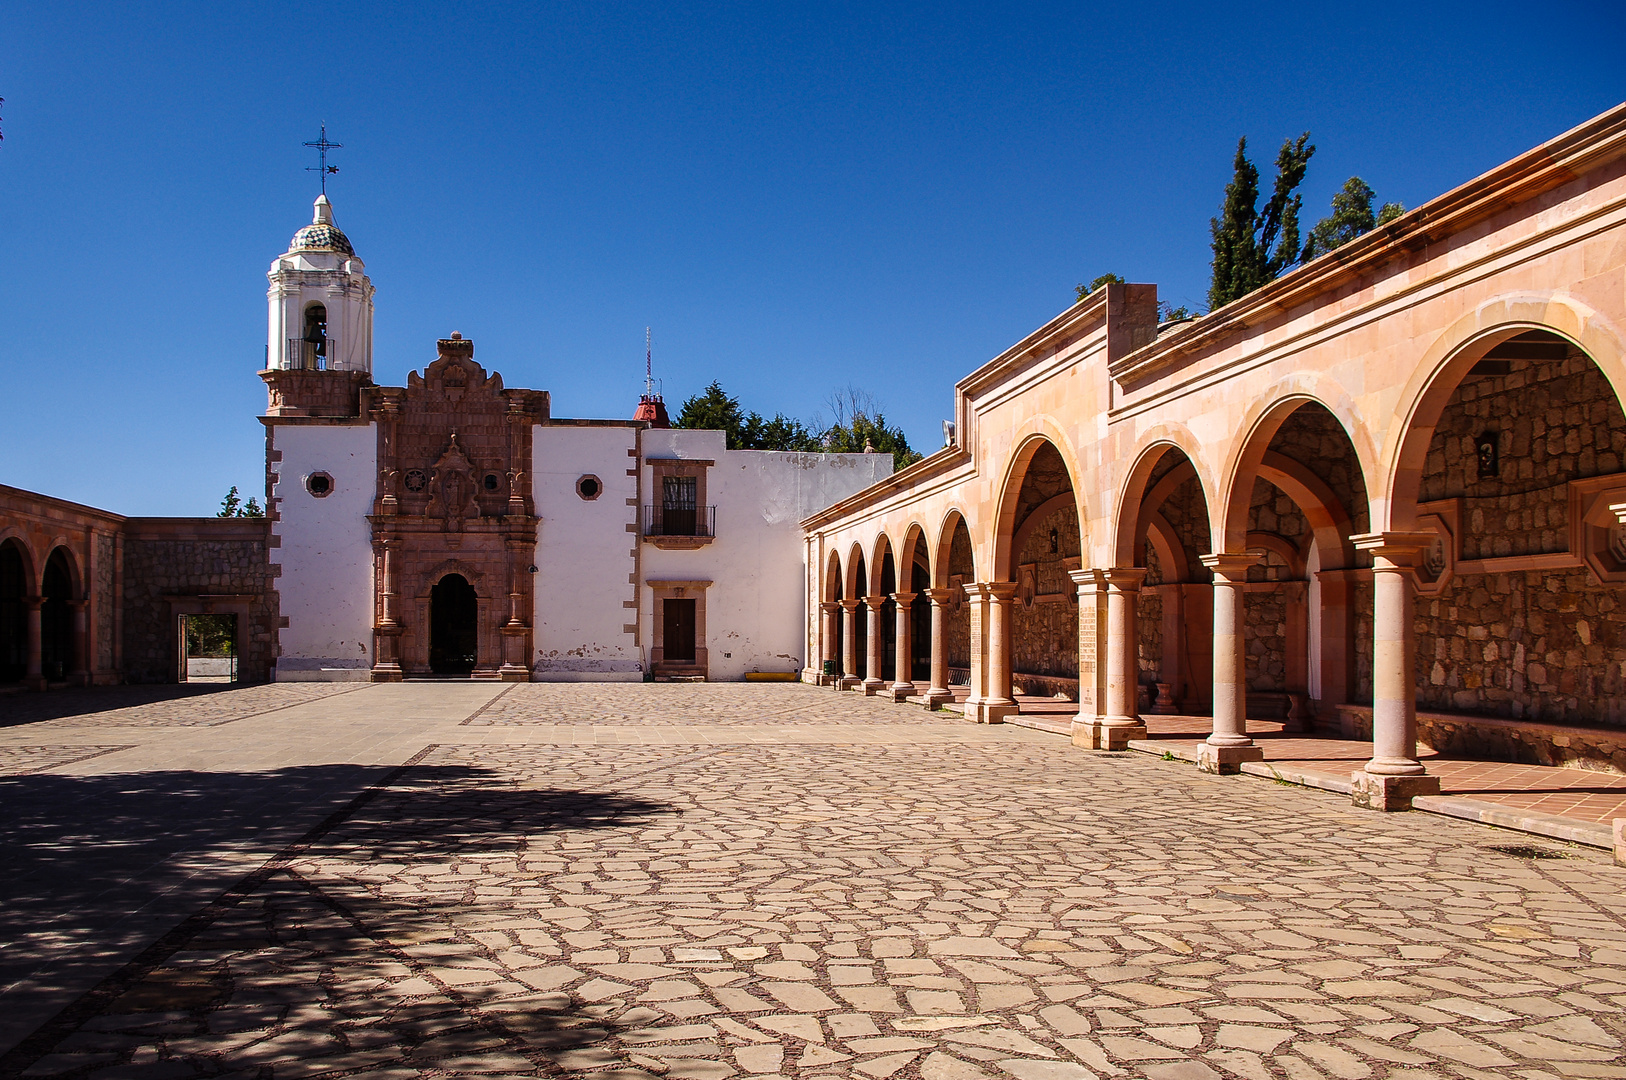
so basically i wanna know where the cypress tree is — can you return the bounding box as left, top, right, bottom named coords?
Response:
left=1208, top=133, right=1315, bottom=309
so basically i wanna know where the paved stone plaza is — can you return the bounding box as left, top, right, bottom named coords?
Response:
left=2, top=684, right=1625, bottom=1080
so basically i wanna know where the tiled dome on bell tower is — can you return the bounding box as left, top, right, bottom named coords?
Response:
left=265, top=195, right=374, bottom=375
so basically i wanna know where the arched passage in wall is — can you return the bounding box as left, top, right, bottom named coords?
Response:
left=40, top=547, right=77, bottom=683
left=993, top=438, right=1083, bottom=694
left=1221, top=400, right=1374, bottom=719
left=824, top=549, right=845, bottom=680
left=1118, top=442, right=1214, bottom=715
left=846, top=545, right=868, bottom=686
left=871, top=534, right=897, bottom=684
left=1390, top=326, right=1626, bottom=726
left=0, top=539, right=30, bottom=684
left=898, top=523, right=931, bottom=682
left=935, top=511, right=975, bottom=686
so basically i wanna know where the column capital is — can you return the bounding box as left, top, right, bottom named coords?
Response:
left=1200, top=552, right=1259, bottom=583
left=1351, top=531, right=1437, bottom=569
left=22, top=595, right=42, bottom=610
left=921, top=587, right=956, bottom=605
left=1100, top=567, right=1147, bottom=592
left=983, top=581, right=1020, bottom=602
left=1067, top=568, right=1103, bottom=589
left=890, top=591, right=917, bottom=606
left=819, top=601, right=841, bottom=614
left=862, top=594, right=889, bottom=610
left=839, top=598, right=862, bottom=612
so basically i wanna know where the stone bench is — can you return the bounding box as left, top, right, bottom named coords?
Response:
left=1334, top=704, right=1626, bottom=775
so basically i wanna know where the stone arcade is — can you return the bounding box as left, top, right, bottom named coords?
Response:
left=800, top=104, right=1626, bottom=809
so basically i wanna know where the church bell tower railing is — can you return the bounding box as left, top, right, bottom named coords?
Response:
left=285, top=337, right=336, bottom=371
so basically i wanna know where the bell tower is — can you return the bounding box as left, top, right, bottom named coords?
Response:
left=261, top=196, right=375, bottom=417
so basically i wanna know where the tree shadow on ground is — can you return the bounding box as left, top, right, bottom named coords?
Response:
left=0, top=764, right=673, bottom=1080
left=0, top=685, right=256, bottom=728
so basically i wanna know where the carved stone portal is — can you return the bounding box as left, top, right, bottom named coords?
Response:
left=366, top=336, right=549, bottom=680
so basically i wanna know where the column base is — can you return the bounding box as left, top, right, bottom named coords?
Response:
left=498, top=664, right=530, bottom=683
left=1350, top=770, right=1441, bottom=811
left=1197, top=742, right=1265, bottom=774
left=838, top=675, right=862, bottom=691
left=370, top=665, right=404, bottom=683
left=1071, top=719, right=1147, bottom=751
left=920, top=688, right=953, bottom=709
left=862, top=678, right=886, bottom=696
left=886, top=681, right=915, bottom=702
left=966, top=699, right=1017, bottom=724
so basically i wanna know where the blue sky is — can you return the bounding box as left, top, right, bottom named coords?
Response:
left=2, top=1, right=1622, bottom=515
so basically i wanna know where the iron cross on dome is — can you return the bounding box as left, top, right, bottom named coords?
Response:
left=303, top=125, right=342, bottom=193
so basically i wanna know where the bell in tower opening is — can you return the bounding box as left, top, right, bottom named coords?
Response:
left=302, top=303, right=328, bottom=370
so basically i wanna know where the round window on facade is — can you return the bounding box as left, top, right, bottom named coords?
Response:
left=576, top=474, right=602, bottom=501
left=305, top=471, right=334, bottom=498
left=484, top=473, right=501, bottom=492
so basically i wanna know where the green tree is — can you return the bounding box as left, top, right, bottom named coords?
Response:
left=674, top=382, right=821, bottom=452
left=1208, top=133, right=1316, bottom=310
left=814, top=387, right=922, bottom=472
left=1074, top=272, right=1125, bottom=305
left=216, top=487, right=264, bottom=518
left=1301, top=176, right=1405, bottom=261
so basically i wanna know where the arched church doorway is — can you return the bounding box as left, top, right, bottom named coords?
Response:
left=430, top=574, right=478, bottom=675
left=41, top=549, right=74, bottom=683
left=0, top=542, right=26, bottom=683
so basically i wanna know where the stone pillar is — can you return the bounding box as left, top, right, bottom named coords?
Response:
left=1350, top=533, right=1441, bottom=810
left=23, top=596, right=44, bottom=691
left=371, top=541, right=404, bottom=682
left=862, top=595, right=887, bottom=695
left=1081, top=568, right=1147, bottom=750
left=69, top=599, right=90, bottom=686
left=816, top=601, right=840, bottom=685
left=965, top=583, right=1018, bottom=723
left=920, top=587, right=954, bottom=708
left=499, top=542, right=530, bottom=683
left=1198, top=554, right=1264, bottom=773
left=839, top=600, right=862, bottom=690
left=1069, top=569, right=1103, bottom=744
left=888, top=591, right=916, bottom=701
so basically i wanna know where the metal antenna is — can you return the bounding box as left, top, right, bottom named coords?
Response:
left=304, top=125, right=342, bottom=194
left=645, top=327, right=655, bottom=398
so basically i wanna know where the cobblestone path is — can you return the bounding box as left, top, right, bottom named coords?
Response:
left=2, top=683, right=1624, bottom=1080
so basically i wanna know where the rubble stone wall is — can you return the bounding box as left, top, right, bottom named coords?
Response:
left=122, top=519, right=278, bottom=684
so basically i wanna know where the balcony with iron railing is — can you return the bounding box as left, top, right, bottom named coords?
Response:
left=285, top=336, right=335, bottom=370
left=642, top=505, right=716, bottom=547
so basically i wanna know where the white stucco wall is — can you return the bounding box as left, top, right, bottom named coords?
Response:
left=641, top=429, right=892, bottom=681
left=531, top=424, right=643, bottom=679
left=269, top=422, right=377, bottom=680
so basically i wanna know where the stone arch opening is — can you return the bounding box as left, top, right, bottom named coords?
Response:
left=899, top=524, right=931, bottom=682
left=871, top=535, right=897, bottom=686
left=0, top=540, right=28, bottom=684
left=845, top=545, right=868, bottom=688
left=430, top=573, right=478, bottom=676
left=1120, top=444, right=1214, bottom=715
left=1222, top=401, right=1375, bottom=722
left=937, top=512, right=975, bottom=685
left=994, top=440, right=1081, bottom=695
left=1395, top=327, right=1626, bottom=726
left=41, top=548, right=75, bottom=683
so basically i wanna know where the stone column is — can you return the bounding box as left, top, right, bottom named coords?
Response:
left=1350, top=533, right=1441, bottom=810
left=862, top=595, right=887, bottom=695
left=965, top=583, right=1018, bottom=723
left=888, top=591, right=916, bottom=700
left=1198, top=554, right=1264, bottom=773
left=839, top=600, right=862, bottom=689
left=1096, top=568, right=1147, bottom=750
left=69, top=599, right=90, bottom=686
left=817, top=601, right=840, bottom=685
left=23, top=596, right=44, bottom=691
left=920, top=587, right=954, bottom=708
left=1069, top=569, right=1103, bottom=745
left=371, top=541, right=404, bottom=682
left=498, top=542, right=530, bottom=682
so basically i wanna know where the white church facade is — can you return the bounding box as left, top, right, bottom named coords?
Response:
left=261, top=196, right=891, bottom=683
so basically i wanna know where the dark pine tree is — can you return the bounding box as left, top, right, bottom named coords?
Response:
left=1208, top=133, right=1315, bottom=310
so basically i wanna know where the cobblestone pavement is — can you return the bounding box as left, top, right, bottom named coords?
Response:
left=0, top=684, right=364, bottom=729
left=2, top=682, right=1625, bottom=1080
